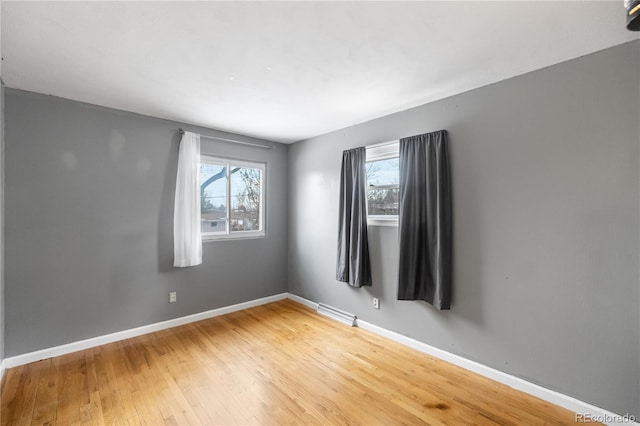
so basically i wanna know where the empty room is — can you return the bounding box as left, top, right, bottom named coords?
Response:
left=0, top=1, right=639, bottom=425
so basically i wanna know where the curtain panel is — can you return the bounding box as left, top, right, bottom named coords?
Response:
left=336, top=147, right=372, bottom=287
left=398, top=130, right=452, bottom=309
left=173, top=131, right=203, bottom=267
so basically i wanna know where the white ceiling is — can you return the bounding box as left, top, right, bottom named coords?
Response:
left=2, top=1, right=638, bottom=143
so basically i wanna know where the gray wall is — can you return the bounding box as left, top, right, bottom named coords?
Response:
left=0, top=0, right=4, bottom=369
left=4, top=89, right=288, bottom=357
left=288, top=41, right=640, bottom=417
left=1, top=82, right=4, bottom=365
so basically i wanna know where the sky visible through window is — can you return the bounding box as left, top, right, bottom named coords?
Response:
left=367, top=157, right=398, bottom=186
left=200, top=164, right=258, bottom=209
left=200, top=162, right=262, bottom=233
left=367, top=157, right=399, bottom=216
left=200, top=163, right=226, bottom=211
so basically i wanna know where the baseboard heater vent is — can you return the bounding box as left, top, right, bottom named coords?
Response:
left=317, top=303, right=357, bottom=327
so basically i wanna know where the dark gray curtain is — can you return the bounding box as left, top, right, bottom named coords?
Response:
left=336, top=147, right=372, bottom=287
left=398, top=130, right=452, bottom=309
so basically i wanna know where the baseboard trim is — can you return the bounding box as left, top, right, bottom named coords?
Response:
left=287, top=293, right=319, bottom=310
left=3, top=292, right=288, bottom=369
left=0, top=359, right=5, bottom=384
left=287, top=293, right=636, bottom=426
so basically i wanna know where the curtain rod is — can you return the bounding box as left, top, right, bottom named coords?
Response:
left=179, top=128, right=273, bottom=150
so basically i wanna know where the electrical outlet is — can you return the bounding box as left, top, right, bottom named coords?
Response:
left=373, top=297, right=380, bottom=309
left=169, top=291, right=177, bottom=303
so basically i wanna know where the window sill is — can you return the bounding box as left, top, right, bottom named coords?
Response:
left=202, top=231, right=266, bottom=242
left=367, top=217, right=398, bottom=227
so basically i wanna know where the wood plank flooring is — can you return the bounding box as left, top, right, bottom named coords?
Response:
left=1, top=299, right=582, bottom=425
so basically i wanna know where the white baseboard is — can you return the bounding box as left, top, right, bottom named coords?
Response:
left=0, top=359, right=5, bottom=384
left=287, top=292, right=319, bottom=310
left=287, top=293, right=637, bottom=426
left=3, top=293, right=288, bottom=369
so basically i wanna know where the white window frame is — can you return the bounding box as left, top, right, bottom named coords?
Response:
left=366, top=141, right=400, bottom=227
left=200, top=155, right=266, bottom=241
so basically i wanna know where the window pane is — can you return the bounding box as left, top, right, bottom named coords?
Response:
left=230, top=166, right=262, bottom=232
left=366, top=157, right=398, bottom=186
left=368, top=187, right=399, bottom=215
left=200, top=163, right=227, bottom=233
left=367, top=158, right=399, bottom=216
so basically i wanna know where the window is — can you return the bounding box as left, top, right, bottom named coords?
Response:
left=366, top=142, right=399, bottom=226
left=199, top=155, right=265, bottom=240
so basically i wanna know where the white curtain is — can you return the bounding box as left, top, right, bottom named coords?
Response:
left=173, top=131, right=202, bottom=267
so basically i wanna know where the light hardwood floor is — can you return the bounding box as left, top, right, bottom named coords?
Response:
left=1, top=299, right=582, bottom=425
